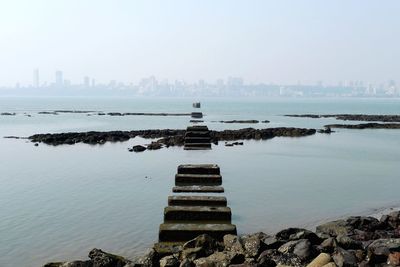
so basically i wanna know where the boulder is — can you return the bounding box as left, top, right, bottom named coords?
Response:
left=278, top=239, right=313, bottom=261
left=147, top=142, right=162, bottom=150
left=263, top=237, right=286, bottom=250
left=241, top=232, right=268, bottom=258
left=130, top=145, right=147, bottom=152
left=179, top=259, right=195, bottom=267
left=160, top=256, right=179, bottom=267
left=332, top=248, right=357, bottom=267
left=367, top=238, right=400, bottom=264
left=135, top=249, right=160, bottom=267
left=183, top=234, right=222, bottom=256
left=88, top=248, right=131, bottom=267
left=223, top=235, right=245, bottom=255
left=276, top=228, right=321, bottom=245
left=43, top=261, right=92, bottom=267
left=380, top=211, right=400, bottom=229
left=194, top=251, right=245, bottom=267
left=316, top=220, right=353, bottom=237
left=306, top=253, right=331, bottom=267
left=335, top=235, right=362, bottom=250
left=388, top=251, right=400, bottom=266
left=317, top=237, right=337, bottom=253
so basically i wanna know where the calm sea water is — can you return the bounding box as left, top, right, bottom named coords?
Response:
left=1, top=97, right=400, bottom=267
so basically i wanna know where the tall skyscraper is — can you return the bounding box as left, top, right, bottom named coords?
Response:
left=33, top=69, right=40, bottom=87
left=55, top=71, right=63, bottom=86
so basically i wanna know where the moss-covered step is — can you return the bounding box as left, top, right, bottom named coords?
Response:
left=167, top=196, right=227, bottom=206
left=159, top=223, right=237, bottom=242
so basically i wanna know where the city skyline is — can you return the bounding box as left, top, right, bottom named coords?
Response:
left=1, top=68, right=398, bottom=98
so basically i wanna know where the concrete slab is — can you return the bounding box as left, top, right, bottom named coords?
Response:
left=177, top=164, right=220, bottom=175
left=186, top=125, right=208, bottom=131
left=168, top=196, right=227, bottom=206
left=184, top=137, right=211, bottom=144
left=159, top=223, right=237, bottom=242
left=185, top=131, right=210, bottom=138
left=175, top=174, right=222, bottom=186
left=164, top=206, right=231, bottom=222
left=172, top=185, right=224, bottom=193
left=191, top=112, right=203, bottom=118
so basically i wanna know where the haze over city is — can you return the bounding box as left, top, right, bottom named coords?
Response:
left=1, top=0, right=399, bottom=88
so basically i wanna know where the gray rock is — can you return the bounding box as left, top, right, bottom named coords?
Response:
left=135, top=249, right=160, bottom=267
left=130, top=145, right=146, bottom=152
left=335, top=235, right=362, bottom=250
left=183, top=234, right=222, bottom=257
left=241, top=233, right=268, bottom=258
left=88, top=248, right=130, bottom=267
left=179, top=259, right=195, bottom=267
left=263, top=237, right=285, bottom=250
left=380, top=211, right=400, bottom=229
left=332, top=248, right=357, bottom=267
left=367, top=238, right=400, bottom=264
left=223, top=234, right=245, bottom=255
left=317, top=237, right=337, bottom=253
left=278, top=239, right=313, bottom=261
left=275, top=228, right=321, bottom=245
left=160, top=256, right=179, bottom=267
left=194, top=251, right=245, bottom=267
left=43, top=262, right=92, bottom=267
left=316, top=220, right=353, bottom=237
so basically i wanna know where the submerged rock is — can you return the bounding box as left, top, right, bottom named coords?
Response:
left=129, top=145, right=147, bottom=152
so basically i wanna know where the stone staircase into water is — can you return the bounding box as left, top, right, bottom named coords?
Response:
left=184, top=125, right=212, bottom=150
left=158, top=164, right=237, bottom=243
left=155, top=107, right=237, bottom=253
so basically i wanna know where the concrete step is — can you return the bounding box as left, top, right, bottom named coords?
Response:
left=185, top=131, right=210, bottom=138
left=184, top=137, right=211, bottom=144
left=177, top=164, right=220, bottom=175
left=175, top=174, right=222, bottom=186
left=186, top=125, right=208, bottom=132
left=172, top=185, right=224, bottom=193
left=191, top=112, right=203, bottom=118
left=164, top=206, right=231, bottom=222
left=183, top=146, right=211, bottom=150
left=184, top=143, right=212, bottom=149
left=168, top=196, right=227, bottom=206
left=159, top=223, right=237, bottom=242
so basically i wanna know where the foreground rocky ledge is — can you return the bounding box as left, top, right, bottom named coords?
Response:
left=43, top=211, right=400, bottom=267
left=28, top=127, right=316, bottom=147
left=285, top=114, right=400, bottom=123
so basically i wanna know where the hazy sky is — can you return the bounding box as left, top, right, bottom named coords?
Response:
left=0, top=0, right=399, bottom=86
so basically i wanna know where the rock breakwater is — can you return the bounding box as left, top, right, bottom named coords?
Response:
left=43, top=211, right=400, bottom=267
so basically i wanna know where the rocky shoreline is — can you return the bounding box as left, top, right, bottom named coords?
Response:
left=285, top=114, right=400, bottom=123
left=43, top=211, right=400, bottom=267
left=27, top=127, right=317, bottom=149
left=324, top=123, right=400, bottom=129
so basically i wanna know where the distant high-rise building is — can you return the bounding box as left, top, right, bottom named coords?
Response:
left=91, top=78, right=96, bottom=87
left=55, top=71, right=63, bottom=86
left=33, top=69, right=40, bottom=87
left=84, top=76, right=90, bottom=88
